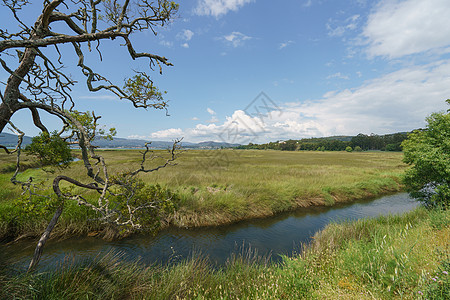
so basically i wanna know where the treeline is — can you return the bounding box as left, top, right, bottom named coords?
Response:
left=236, top=132, right=409, bottom=152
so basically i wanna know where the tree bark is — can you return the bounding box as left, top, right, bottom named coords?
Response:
left=27, top=205, right=64, bottom=272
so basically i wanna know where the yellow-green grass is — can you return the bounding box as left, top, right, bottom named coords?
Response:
left=2, top=207, right=448, bottom=299
left=103, top=149, right=406, bottom=227
left=0, top=150, right=406, bottom=239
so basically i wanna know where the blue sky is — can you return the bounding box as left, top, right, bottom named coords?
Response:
left=4, top=0, right=450, bottom=143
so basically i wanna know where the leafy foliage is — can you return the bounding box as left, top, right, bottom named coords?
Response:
left=123, top=73, right=167, bottom=110
left=24, top=131, right=73, bottom=169
left=402, top=101, right=450, bottom=208
left=66, top=110, right=116, bottom=141
left=110, top=174, right=178, bottom=233
left=13, top=194, right=61, bottom=220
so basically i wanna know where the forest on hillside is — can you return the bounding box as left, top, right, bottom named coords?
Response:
left=236, top=132, right=409, bottom=151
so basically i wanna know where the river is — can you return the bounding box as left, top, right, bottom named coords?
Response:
left=1, top=193, right=419, bottom=271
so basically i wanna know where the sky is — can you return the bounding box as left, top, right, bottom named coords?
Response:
left=3, top=0, right=450, bottom=144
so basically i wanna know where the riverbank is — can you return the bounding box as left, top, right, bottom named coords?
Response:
left=0, top=150, right=406, bottom=241
left=2, top=206, right=448, bottom=299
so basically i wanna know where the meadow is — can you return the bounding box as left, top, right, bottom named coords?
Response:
left=0, top=149, right=406, bottom=240
left=1, top=149, right=449, bottom=299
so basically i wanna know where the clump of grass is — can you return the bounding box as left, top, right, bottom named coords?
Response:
left=421, top=257, right=450, bottom=299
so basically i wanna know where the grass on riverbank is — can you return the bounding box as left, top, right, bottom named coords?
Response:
left=0, top=150, right=406, bottom=240
left=1, top=207, right=449, bottom=299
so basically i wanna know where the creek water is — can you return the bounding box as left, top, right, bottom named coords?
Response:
left=2, top=193, right=419, bottom=271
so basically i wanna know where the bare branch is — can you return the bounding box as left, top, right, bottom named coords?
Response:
left=129, top=138, right=183, bottom=176
left=0, top=31, right=127, bottom=52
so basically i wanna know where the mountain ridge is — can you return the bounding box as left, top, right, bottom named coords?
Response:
left=0, top=133, right=239, bottom=149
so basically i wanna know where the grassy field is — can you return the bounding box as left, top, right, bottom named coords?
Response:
left=2, top=149, right=448, bottom=299
left=0, top=149, right=406, bottom=240
left=1, top=206, right=448, bottom=299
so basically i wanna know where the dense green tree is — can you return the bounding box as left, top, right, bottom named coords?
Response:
left=25, top=131, right=73, bottom=170
left=402, top=100, right=450, bottom=208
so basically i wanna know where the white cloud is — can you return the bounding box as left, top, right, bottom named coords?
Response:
left=181, top=43, right=190, bottom=48
left=207, top=116, right=219, bottom=123
left=150, top=128, right=183, bottom=140
left=177, top=29, right=194, bottom=41
left=191, top=117, right=199, bottom=121
left=279, top=40, right=294, bottom=50
left=150, top=61, right=450, bottom=143
left=195, top=0, right=254, bottom=17
left=223, top=32, right=252, bottom=47
left=206, top=108, right=218, bottom=123
left=327, top=72, right=349, bottom=80
left=327, top=14, right=360, bottom=37
left=128, top=135, right=148, bottom=140
left=303, top=0, right=312, bottom=8
left=159, top=40, right=173, bottom=48
left=363, top=0, right=450, bottom=58
left=327, top=24, right=345, bottom=37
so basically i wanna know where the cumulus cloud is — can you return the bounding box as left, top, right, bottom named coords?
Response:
left=149, top=61, right=450, bottom=143
left=363, top=0, right=450, bottom=58
left=195, top=0, right=254, bottom=17
left=150, top=128, right=183, bottom=139
left=207, top=108, right=216, bottom=115
left=223, top=31, right=252, bottom=47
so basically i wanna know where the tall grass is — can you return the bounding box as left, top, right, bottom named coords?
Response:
left=0, top=150, right=407, bottom=240
left=1, top=207, right=448, bottom=299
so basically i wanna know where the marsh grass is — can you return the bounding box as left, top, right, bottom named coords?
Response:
left=1, top=207, right=448, bottom=299
left=0, top=150, right=406, bottom=240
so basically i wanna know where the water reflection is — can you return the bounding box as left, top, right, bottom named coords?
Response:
left=1, top=193, right=419, bottom=271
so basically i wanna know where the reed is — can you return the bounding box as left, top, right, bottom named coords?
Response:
left=0, top=150, right=406, bottom=240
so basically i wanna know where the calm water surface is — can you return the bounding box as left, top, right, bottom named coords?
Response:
left=2, top=193, right=419, bottom=271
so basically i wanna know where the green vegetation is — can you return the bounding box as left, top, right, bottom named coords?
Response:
left=1, top=207, right=448, bottom=299
left=24, top=131, right=73, bottom=169
left=0, top=150, right=406, bottom=240
left=237, top=132, right=408, bottom=151
left=402, top=100, right=450, bottom=208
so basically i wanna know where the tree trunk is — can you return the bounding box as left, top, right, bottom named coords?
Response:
left=28, top=205, right=64, bottom=272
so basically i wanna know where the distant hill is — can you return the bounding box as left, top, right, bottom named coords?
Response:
left=92, top=137, right=183, bottom=149
left=0, top=132, right=32, bottom=147
left=194, top=141, right=241, bottom=149
left=0, top=133, right=239, bottom=149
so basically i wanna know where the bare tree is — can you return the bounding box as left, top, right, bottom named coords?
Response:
left=0, top=0, right=180, bottom=271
